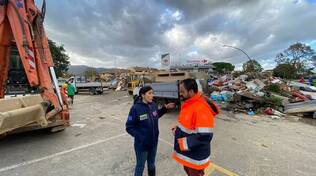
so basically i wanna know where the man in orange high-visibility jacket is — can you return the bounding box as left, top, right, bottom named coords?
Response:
left=172, top=78, right=220, bottom=176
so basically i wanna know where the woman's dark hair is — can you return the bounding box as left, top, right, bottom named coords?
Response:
left=180, top=78, right=198, bottom=93
left=139, top=86, right=153, bottom=96
left=134, top=86, right=153, bottom=104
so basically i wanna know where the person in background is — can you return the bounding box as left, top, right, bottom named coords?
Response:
left=126, top=86, right=175, bottom=176
left=66, top=82, right=75, bottom=107
left=308, top=76, right=313, bottom=86
left=60, top=83, right=69, bottom=108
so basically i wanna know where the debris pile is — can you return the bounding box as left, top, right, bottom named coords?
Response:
left=208, top=74, right=316, bottom=119
left=100, top=72, right=129, bottom=91
left=115, top=73, right=129, bottom=91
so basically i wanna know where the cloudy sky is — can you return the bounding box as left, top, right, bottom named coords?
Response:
left=37, top=0, right=316, bottom=70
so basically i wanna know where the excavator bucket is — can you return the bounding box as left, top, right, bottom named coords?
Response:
left=0, top=95, right=48, bottom=135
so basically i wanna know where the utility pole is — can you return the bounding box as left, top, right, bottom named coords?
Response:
left=222, top=45, right=252, bottom=61
left=114, top=56, right=117, bottom=78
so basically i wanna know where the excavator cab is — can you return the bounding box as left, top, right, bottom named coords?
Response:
left=6, top=44, right=37, bottom=96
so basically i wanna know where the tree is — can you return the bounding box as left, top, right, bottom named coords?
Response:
left=242, top=60, right=263, bottom=73
left=273, top=64, right=296, bottom=79
left=275, top=42, right=315, bottom=75
left=213, top=62, right=235, bottom=74
left=48, top=39, right=70, bottom=78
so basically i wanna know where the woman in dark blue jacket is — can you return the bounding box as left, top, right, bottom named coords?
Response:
left=126, top=86, right=175, bottom=176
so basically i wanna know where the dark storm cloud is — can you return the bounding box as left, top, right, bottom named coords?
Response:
left=42, top=0, right=316, bottom=69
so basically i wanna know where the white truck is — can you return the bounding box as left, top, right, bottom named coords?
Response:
left=67, top=76, right=103, bottom=95
left=133, top=79, right=203, bottom=106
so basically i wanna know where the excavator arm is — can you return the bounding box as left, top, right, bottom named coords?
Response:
left=0, top=0, right=69, bottom=135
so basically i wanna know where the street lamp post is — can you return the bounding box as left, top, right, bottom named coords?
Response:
left=222, top=45, right=252, bottom=61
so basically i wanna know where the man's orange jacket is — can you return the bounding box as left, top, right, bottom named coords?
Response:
left=173, top=92, right=220, bottom=170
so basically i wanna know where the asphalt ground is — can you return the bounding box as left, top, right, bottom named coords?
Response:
left=0, top=91, right=315, bottom=176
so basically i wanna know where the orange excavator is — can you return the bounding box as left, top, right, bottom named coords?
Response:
left=0, top=0, right=69, bottom=137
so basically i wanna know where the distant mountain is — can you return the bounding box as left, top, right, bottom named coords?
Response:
left=68, top=65, right=89, bottom=75
left=68, top=65, right=127, bottom=75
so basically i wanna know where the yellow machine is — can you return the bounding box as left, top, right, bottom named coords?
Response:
left=127, top=80, right=140, bottom=95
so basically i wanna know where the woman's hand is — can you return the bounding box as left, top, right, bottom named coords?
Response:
left=164, top=103, right=176, bottom=110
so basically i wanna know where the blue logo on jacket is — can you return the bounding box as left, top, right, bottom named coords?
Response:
left=152, top=111, right=158, bottom=117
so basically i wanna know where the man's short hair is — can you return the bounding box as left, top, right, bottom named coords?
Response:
left=181, top=78, right=198, bottom=93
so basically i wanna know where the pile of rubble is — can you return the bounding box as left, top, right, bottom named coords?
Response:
left=100, top=72, right=129, bottom=91
left=208, top=75, right=316, bottom=118
left=114, top=73, right=129, bottom=91
left=109, top=73, right=129, bottom=91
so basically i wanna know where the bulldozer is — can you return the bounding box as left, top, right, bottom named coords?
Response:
left=0, top=0, right=69, bottom=137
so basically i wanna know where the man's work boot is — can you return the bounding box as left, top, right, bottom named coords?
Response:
left=148, top=168, right=156, bottom=176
